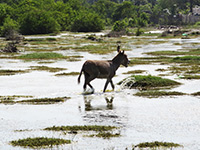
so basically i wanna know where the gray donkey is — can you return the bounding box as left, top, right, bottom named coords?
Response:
left=78, top=46, right=129, bottom=93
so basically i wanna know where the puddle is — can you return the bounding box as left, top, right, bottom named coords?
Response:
left=0, top=33, right=200, bottom=150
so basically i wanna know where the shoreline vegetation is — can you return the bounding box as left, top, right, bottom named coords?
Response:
left=0, top=0, right=199, bottom=36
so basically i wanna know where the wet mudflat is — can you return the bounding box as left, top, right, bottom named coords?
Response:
left=0, top=31, right=200, bottom=150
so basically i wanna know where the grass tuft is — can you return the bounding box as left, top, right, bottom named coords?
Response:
left=18, top=97, right=70, bottom=105
left=88, top=132, right=120, bottom=139
left=123, top=70, right=146, bottom=74
left=172, top=56, right=200, bottom=64
left=55, top=72, right=79, bottom=76
left=134, top=90, right=186, bottom=98
left=119, top=75, right=181, bottom=90
left=133, top=141, right=182, bottom=149
left=0, top=69, right=29, bottom=76
left=0, top=97, right=70, bottom=105
left=44, top=125, right=117, bottom=132
left=179, top=75, right=200, bottom=79
left=18, top=52, right=65, bottom=60
left=10, top=137, right=71, bottom=148
left=30, top=66, right=66, bottom=72
left=191, top=91, right=200, bottom=96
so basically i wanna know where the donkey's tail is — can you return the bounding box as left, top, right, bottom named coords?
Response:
left=78, top=68, right=83, bottom=84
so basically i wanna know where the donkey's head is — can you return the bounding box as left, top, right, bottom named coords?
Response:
left=117, top=45, right=130, bottom=67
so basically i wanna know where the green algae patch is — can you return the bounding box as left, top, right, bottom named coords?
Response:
left=119, top=75, right=181, bottom=90
left=0, top=69, right=29, bottom=76
left=134, top=90, right=186, bottom=98
left=129, top=59, right=150, bottom=66
left=0, top=95, right=33, bottom=104
left=18, top=52, right=65, bottom=60
left=30, top=66, right=66, bottom=72
left=88, top=132, right=120, bottom=139
left=18, top=97, right=70, bottom=105
left=17, top=52, right=82, bottom=61
left=123, top=70, right=146, bottom=74
left=129, top=56, right=172, bottom=66
left=44, top=125, right=119, bottom=139
left=145, top=49, right=200, bottom=56
left=55, top=72, right=79, bottom=76
left=44, top=125, right=117, bottom=132
left=0, top=97, right=70, bottom=105
left=191, top=91, right=200, bottom=96
left=74, top=45, right=115, bottom=54
left=179, top=75, right=200, bottom=79
left=10, top=137, right=71, bottom=149
left=133, top=141, right=182, bottom=149
left=145, top=50, right=185, bottom=56
left=172, top=56, right=200, bottom=64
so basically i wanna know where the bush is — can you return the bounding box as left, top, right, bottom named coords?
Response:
left=128, top=17, right=137, bottom=27
left=0, top=3, right=13, bottom=26
left=194, top=21, right=200, bottom=27
left=112, top=20, right=128, bottom=32
left=0, top=17, right=19, bottom=37
left=135, top=27, right=144, bottom=36
left=137, top=17, right=148, bottom=27
left=19, top=10, right=60, bottom=35
left=70, top=12, right=104, bottom=32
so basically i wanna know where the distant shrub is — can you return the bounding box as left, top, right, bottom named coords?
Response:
left=112, top=20, right=128, bottom=32
left=70, top=12, right=104, bottom=32
left=19, top=10, right=60, bottom=35
left=128, top=17, right=137, bottom=27
left=0, top=17, right=19, bottom=37
left=194, top=21, right=200, bottom=26
left=136, top=27, right=144, bottom=36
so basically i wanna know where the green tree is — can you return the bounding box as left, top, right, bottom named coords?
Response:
left=52, top=1, right=76, bottom=31
left=134, top=0, right=148, bottom=6
left=0, top=3, right=13, bottom=26
left=19, top=10, right=60, bottom=35
left=70, top=11, right=104, bottom=32
left=112, top=1, right=136, bottom=21
left=91, top=0, right=117, bottom=19
left=112, top=19, right=128, bottom=31
left=0, top=17, right=19, bottom=37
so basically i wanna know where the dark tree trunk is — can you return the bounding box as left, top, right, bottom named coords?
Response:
left=189, top=0, right=193, bottom=13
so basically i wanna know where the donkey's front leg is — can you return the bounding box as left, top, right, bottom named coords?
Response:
left=103, top=79, right=110, bottom=92
left=110, top=79, right=115, bottom=91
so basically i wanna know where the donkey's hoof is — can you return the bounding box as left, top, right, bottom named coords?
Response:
left=91, top=88, right=95, bottom=94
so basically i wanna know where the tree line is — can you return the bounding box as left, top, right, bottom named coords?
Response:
left=0, top=0, right=199, bottom=36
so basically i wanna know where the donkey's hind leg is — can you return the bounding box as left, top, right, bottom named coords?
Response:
left=83, top=72, right=89, bottom=91
left=88, top=83, right=95, bottom=93
left=83, top=73, right=96, bottom=93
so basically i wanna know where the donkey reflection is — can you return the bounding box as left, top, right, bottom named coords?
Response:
left=78, top=46, right=129, bottom=93
left=83, top=95, right=114, bottom=111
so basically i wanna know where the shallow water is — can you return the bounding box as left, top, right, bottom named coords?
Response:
left=0, top=33, right=200, bottom=150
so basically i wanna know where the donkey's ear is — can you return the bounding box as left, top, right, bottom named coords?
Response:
left=117, top=45, right=120, bottom=53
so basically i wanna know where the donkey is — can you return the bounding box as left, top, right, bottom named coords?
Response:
left=78, top=46, right=129, bottom=93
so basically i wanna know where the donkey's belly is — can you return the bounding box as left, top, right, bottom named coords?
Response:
left=97, top=74, right=109, bottom=78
